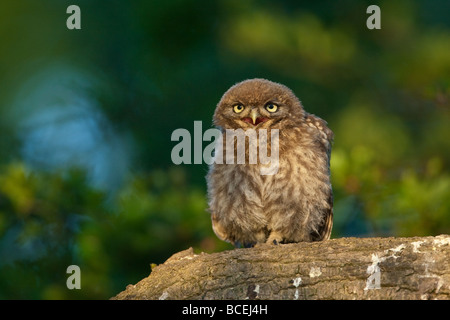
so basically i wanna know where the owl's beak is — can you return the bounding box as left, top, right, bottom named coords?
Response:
left=250, top=109, right=258, bottom=125
left=241, top=108, right=269, bottom=126
left=241, top=109, right=269, bottom=126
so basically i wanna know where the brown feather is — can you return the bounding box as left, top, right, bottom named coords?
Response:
left=207, top=79, right=334, bottom=247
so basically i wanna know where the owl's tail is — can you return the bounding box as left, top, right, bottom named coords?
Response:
left=321, top=209, right=333, bottom=241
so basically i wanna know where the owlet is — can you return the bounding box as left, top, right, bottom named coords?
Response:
left=207, top=78, right=333, bottom=247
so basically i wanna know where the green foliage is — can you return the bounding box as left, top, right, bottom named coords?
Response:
left=0, top=0, right=449, bottom=299
left=0, top=164, right=230, bottom=299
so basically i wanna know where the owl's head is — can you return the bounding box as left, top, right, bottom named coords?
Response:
left=213, top=78, right=305, bottom=130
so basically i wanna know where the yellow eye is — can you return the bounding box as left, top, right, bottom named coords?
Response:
left=233, top=104, right=244, bottom=113
left=265, top=103, right=278, bottom=113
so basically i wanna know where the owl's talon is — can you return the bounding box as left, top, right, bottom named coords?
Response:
left=266, top=231, right=283, bottom=245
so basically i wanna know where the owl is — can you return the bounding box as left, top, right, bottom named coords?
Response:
left=207, top=78, right=333, bottom=247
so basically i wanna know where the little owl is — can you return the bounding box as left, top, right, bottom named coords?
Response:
left=207, top=78, right=333, bottom=247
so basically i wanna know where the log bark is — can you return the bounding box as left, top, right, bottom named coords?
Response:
left=112, top=235, right=450, bottom=300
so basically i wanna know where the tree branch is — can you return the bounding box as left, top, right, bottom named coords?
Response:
left=112, top=235, right=450, bottom=300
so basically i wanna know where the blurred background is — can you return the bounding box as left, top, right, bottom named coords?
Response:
left=0, top=0, right=449, bottom=299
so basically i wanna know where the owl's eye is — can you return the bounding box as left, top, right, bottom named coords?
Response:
left=233, top=104, right=245, bottom=113
left=265, top=103, right=278, bottom=113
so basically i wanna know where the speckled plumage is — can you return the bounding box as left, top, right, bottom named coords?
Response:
left=207, top=79, right=333, bottom=247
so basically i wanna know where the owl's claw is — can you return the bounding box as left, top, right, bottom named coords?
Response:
left=233, top=241, right=256, bottom=248
left=266, top=231, right=283, bottom=245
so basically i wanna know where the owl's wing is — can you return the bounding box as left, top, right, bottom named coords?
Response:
left=304, top=113, right=334, bottom=241
left=304, top=113, right=334, bottom=158
left=211, top=214, right=228, bottom=242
